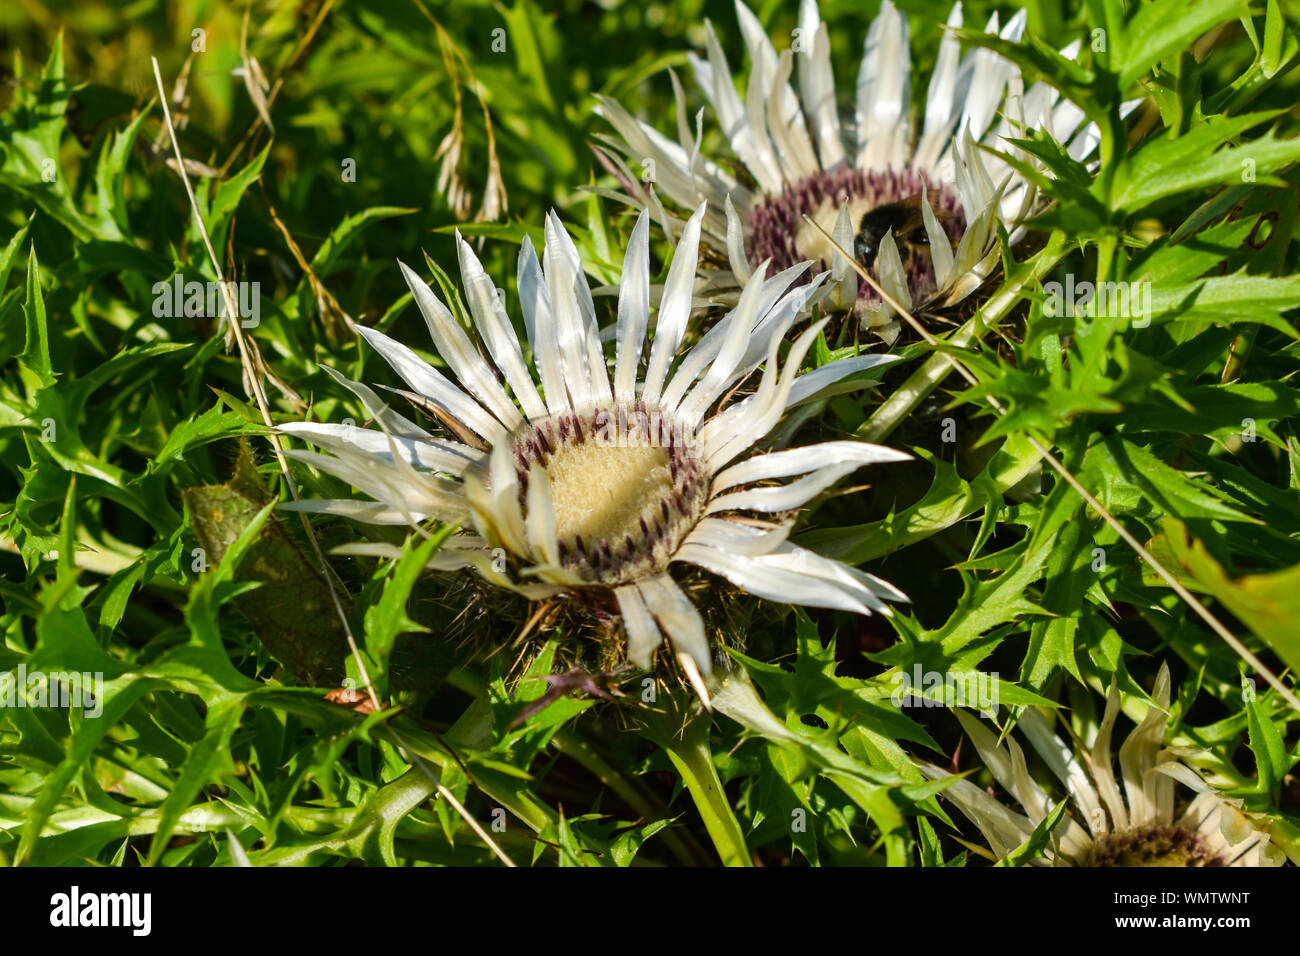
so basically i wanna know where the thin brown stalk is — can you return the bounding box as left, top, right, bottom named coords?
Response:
left=151, top=58, right=517, bottom=865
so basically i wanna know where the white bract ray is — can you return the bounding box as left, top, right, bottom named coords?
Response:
left=921, top=664, right=1286, bottom=867
left=281, top=206, right=909, bottom=694
left=594, top=0, right=1139, bottom=341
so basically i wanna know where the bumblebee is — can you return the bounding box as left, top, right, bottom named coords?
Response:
left=853, top=193, right=951, bottom=269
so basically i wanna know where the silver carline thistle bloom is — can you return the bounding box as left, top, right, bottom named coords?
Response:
left=278, top=204, right=910, bottom=700
left=922, top=665, right=1287, bottom=867
left=594, top=0, right=1125, bottom=340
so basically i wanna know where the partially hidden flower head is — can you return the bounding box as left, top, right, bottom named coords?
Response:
left=279, top=203, right=910, bottom=701
left=596, top=0, right=1124, bottom=340
left=923, top=664, right=1287, bottom=866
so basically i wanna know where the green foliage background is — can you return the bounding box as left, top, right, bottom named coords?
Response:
left=0, top=0, right=1298, bottom=866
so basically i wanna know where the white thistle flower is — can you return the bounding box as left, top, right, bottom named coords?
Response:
left=595, top=0, right=1130, bottom=340
left=923, top=665, right=1287, bottom=867
left=279, top=204, right=910, bottom=700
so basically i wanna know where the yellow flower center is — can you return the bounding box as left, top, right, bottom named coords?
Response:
left=545, top=442, right=674, bottom=552
left=514, top=405, right=707, bottom=584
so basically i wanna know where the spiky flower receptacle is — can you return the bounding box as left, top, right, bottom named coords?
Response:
left=596, top=0, right=1122, bottom=340
left=279, top=204, right=909, bottom=699
left=924, top=665, right=1286, bottom=867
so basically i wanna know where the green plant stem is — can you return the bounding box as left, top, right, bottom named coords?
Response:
left=444, top=664, right=711, bottom=862
left=552, top=728, right=711, bottom=866
left=1095, top=231, right=1118, bottom=285
left=651, top=713, right=752, bottom=867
